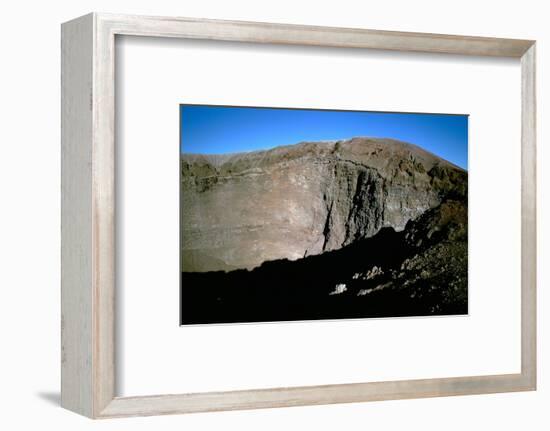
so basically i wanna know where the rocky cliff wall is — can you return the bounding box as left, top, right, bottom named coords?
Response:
left=181, top=137, right=467, bottom=271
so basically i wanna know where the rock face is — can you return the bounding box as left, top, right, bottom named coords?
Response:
left=181, top=137, right=467, bottom=272
left=181, top=196, right=468, bottom=324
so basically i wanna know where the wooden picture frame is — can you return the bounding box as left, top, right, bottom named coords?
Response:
left=61, top=12, right=536, bottom=419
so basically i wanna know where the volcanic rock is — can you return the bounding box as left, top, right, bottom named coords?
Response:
left=181, top=137, right=466, bottom=271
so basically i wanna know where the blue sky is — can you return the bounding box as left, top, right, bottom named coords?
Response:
left=180, top=105, right=468, bottom=169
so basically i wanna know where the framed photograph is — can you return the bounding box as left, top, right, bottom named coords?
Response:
left=61, top=13, right=536, bottom=418
left=179, top=105, right=469, bottom=324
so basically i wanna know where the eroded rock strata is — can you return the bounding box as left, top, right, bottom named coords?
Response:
left=181, top=195, right=468, bottom=323
left=181, top=137, right=467, bottom=272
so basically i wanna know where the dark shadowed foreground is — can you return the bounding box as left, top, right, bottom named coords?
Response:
left=181, top=197, right=467, bottom=324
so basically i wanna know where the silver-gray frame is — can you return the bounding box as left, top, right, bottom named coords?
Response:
left=61, top=12, right=536, bottom=419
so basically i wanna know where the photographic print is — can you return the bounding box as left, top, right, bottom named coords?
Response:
left=180, top=105, right=468, bottom=325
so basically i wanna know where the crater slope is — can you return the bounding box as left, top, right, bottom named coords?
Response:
left=181, top=137, right=467, bottom=272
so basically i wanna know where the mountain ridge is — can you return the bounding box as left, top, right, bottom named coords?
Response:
left=181, top=137, right=467, bottom=271
left=181, top=137, right=465, bottom=172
